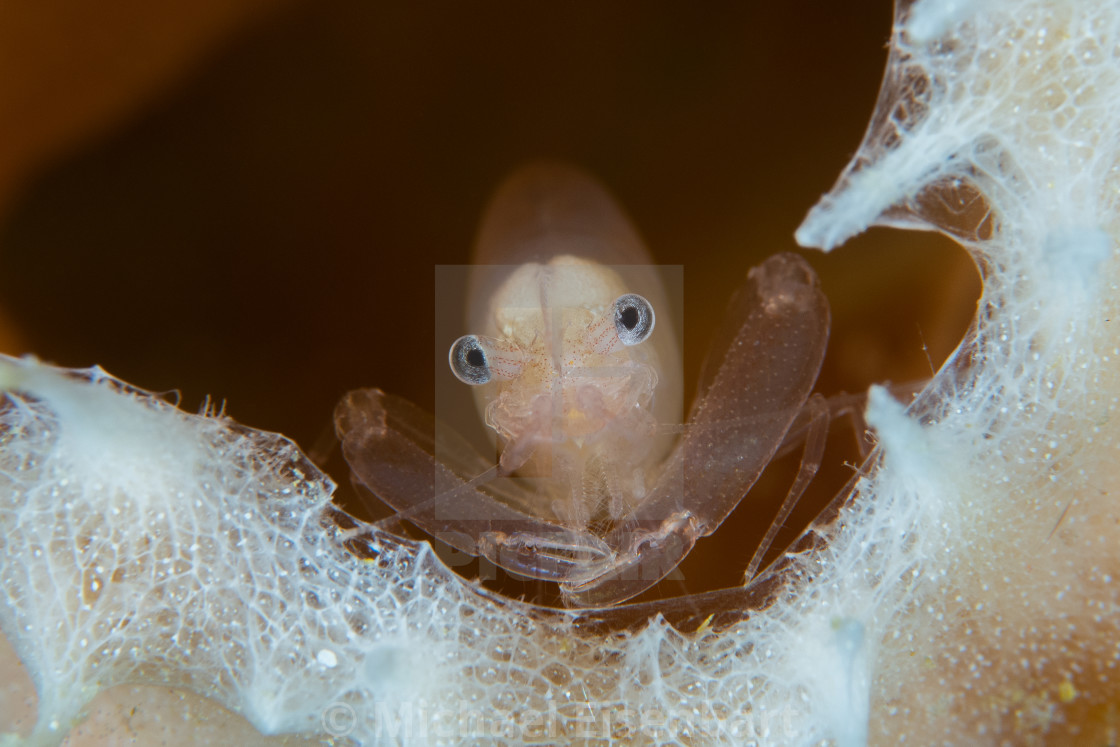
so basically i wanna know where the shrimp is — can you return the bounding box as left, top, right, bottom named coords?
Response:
left=335, top=163, right=830, bottom=607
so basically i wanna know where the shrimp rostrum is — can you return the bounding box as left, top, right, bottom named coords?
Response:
left=335, top=164, right=830, bottom=607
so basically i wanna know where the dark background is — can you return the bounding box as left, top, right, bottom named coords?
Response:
left=0, top=3, right=979, bottom=602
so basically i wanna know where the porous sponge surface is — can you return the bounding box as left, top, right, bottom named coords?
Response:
left=0, top=359, right=812, bottom=745
left=799, top=0, right=1120, bottom=741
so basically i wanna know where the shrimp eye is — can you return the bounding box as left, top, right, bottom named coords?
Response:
left=449, top=334, right=523, bottom=385
left=449, top=335, right=491, bottom=384
left=612, top=294, right=655, bottom=346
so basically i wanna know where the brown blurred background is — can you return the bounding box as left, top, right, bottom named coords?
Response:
left=0, top=2, right=979, bottom=603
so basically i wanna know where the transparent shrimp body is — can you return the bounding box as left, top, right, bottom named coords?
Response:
left=336, top=163, right=829, bottom=606
left=454, top=256, right=673, bottom=532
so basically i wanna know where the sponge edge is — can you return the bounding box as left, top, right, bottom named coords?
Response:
left=7, top=354, right=520, bottom=741
left=796, top=0, right=1120, bottom=741
left=0, top=353, right=789, bottom=745
left=0, top=355, right=356, bottom=741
